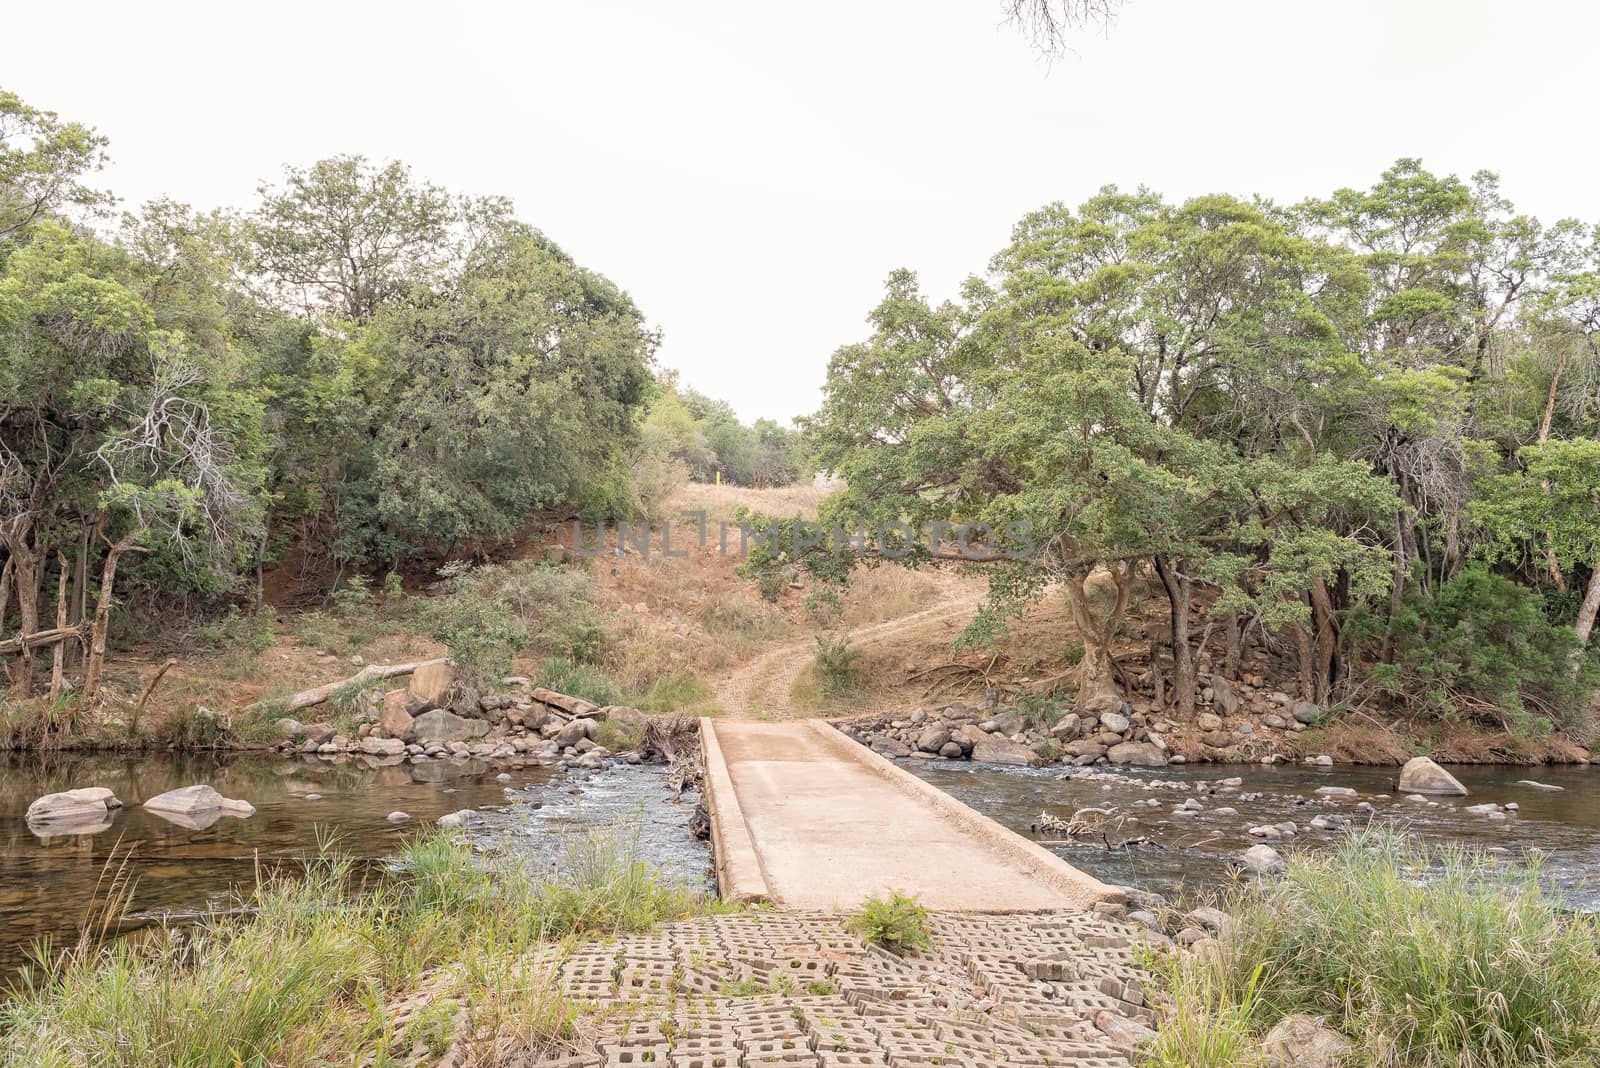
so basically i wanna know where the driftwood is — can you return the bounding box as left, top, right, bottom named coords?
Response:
left=260, top=658, right=447, bottom=714
left=639, top=717, right=703, bottom=794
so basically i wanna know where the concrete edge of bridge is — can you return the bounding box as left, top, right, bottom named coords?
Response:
left=803, top=718, right=1127, bottom=911
left=699, top=717, right=772, bottom=904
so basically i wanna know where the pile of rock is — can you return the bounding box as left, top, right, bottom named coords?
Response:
left=841, top=698, right=1176, bottom=769
left=272, top=664, right=646, bottom=772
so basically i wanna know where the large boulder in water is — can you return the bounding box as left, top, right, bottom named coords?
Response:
left=144, top=784, right=255, bottom=818
left=1397, top=756, right=1467, bottom=796
left=27, top=787, right=122, bottom=824
left=970, top=732, right=1040, bottom=767
left=1107, top=741, right=1167, bottom=767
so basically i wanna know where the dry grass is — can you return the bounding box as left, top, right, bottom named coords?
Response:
left=838, top=565, right=944, bottom=627
left=667, top=481, right=832, bottom=524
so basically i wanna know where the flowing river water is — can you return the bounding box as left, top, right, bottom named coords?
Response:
left=2, top=750, right=1597, bottom=980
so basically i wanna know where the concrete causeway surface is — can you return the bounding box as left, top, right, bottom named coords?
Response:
left=409, top=908, right=1155, bottom=1067
left=701, top=719, right=1119, bottom=910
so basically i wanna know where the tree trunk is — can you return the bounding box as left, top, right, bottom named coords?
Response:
left=1063, top=563, right=1133, bottom=712
left=9, top=543, right=41, bottom=699
left=1224, top=608, right=1240, bottom=680
left=1576, top=564, right=1600, bottom=648
left=1309, top=577, right=1339, bottom=704
left=81, top=536, right=135, bottom=708
left=1382, top=509, right=1407, bottom=664
left=1152, top=555, right=1195, bottom=717
left=49, top=551, right=68, bottom=702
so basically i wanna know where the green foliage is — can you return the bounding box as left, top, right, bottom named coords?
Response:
left=1017, top=691, right=1065, bottom=730
left=422, top=561, right=596, bottom=686
left=847, top=891, right=932, bottom=954
left=556, top=616, right=609, bottom=666
left=644, top=376, right=806, bottom=488
left=192, top=605, right=275, bottom=654
left=812, top=634, right=865, bottom=695
left=1381, top=565, right=1600, bottom=722
left=1169, top=829, right=1600, bottom=1067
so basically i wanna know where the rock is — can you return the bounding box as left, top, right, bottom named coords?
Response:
left=301, top=722, right=337, bottom=745
left=1314, top=786, right=1356, bottom=797
left=938, top=741, right=964, bottom=759
left=448, top=685, right=482, bottom=717
left=408, top=661, right=454, bottom=707
left=1263, top=714, right=1289, bottom=729
left=531, top=687, right=600, bottom=719
left=1091, top=1010, right=1156, bottom=1050
left=554, top=717, right=599, bottom=749
left=917, top=725, right=952, bottom=753
left=273, top=717, right=304, bottom=739
left=386, top=811, right=410, bottom=822
left=1186, top=906, right=1230, bottom=933
left=27, top=787, right=122, bottom=824
left=1517, top=780, right=1564, bottom=791
left=144, top=785, right=255, bottom=818
left=1212, top=677, right=1241, bottom=717
left=378, top=689, right=414, bottom=741
left=1465, top=803, right=1503, bottom=816
left=871, top=736, right=912, bottom=758
left=970, top=732, right=1040, bottom=766
left=1397, top=756, right=1468, bottom=797
left=436, top=809, right=475, bottom=829
left=1107, top=741, right=1167, bottom=767
left=1050, top=713, right=1081, bottom=739
left=1200, top=730, right=1236, bottom=749
left=1239, top=844, right=1285, bottom=875
left=1099, top=711, right=1131, bottom=734
left=360, top=736, right=406, bottom=756
left=412, top=709, right=490, bottom=745
left=1195, top=711, right=1223, bottom=732
left=1261, top=1014, right=1353, bottom=1068
left=1291, top=701, right=1323, bottom=725
left=1311, top=754, right=1333, bottom=767
left=1066, top=739, right=1108, bottom=759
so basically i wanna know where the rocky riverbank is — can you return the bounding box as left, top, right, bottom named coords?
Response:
left=267, top=664, right=668, bottom=773
left=839, top=685, right=1594, bottom=770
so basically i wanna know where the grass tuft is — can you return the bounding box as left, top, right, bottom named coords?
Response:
left=847, top=890, right=931, bottom=955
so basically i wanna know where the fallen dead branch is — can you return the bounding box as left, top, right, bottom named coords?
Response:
left=254, top=658, right=447, bottom=714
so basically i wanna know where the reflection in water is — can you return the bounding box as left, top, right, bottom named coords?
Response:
left=0, top=751, right=709, bottom=980
left=906, top=761, right=1600, bottom=907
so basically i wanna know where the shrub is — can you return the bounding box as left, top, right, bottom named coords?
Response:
left=1018, top=691, right=1065, bottom=730
left=556, top=616, right=609, bottom=665
left=847, top=890, right=931, bottom=954
left=1156, top=829, right=1600, bottom=1068
left=813, top=634, right=865, bottom=695
left=422, top=561, right=598, bottom=686
left=1380, top=565, right=1600, bottom=726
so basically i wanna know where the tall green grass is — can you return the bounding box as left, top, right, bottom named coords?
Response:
left=0, top=825, right=711, bottom=1066
left=1146, top=829, right=1600, bottom=1068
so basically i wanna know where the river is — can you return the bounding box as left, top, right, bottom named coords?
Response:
left=2, top=751, right=1596, bottom=981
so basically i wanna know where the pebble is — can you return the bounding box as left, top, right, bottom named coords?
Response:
left=386, top=811, right=410, bottom=822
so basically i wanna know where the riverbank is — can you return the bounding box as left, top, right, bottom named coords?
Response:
left=841, top=697, right=1594, bottom=773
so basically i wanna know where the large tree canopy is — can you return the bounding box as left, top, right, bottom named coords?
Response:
left=810, top=164, right=1600, bottom=725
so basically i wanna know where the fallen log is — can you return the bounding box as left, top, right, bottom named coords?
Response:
left=257, top=658, right=447, bottom=714
left=0, top=625, right=89, bottom=656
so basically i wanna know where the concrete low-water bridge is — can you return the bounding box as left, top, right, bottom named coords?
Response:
left=700, top=718, right=1121, bottom=911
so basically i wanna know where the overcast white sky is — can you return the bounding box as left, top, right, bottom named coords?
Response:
left=8, top=1, right=1598, bottom=423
